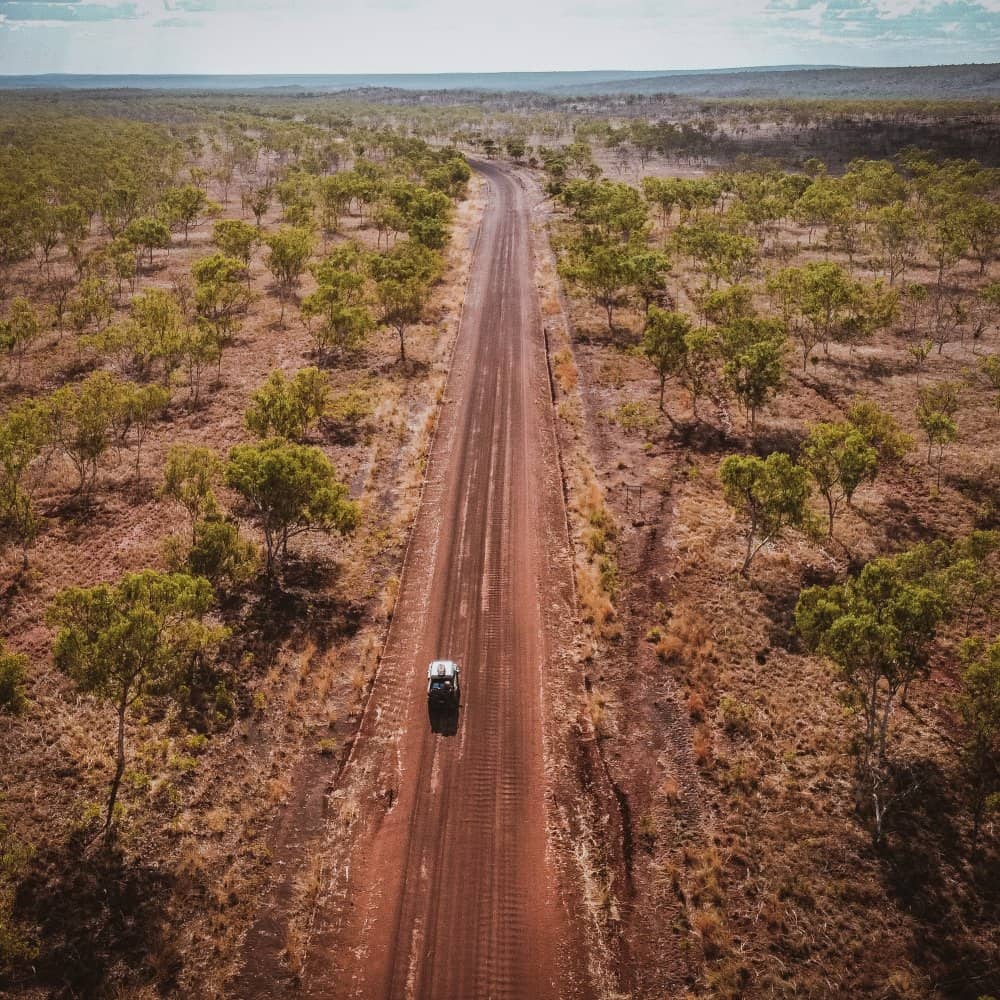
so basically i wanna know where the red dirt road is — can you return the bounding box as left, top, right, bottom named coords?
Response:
left=284, top=162, right=591, bottom=999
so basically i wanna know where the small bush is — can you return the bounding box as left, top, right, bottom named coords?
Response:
left=168, top=754, right=198, bottom=775
left=637, top=813, right=659, bottom=851
left=693, top=727, right=714, bottom=768
left=586, top=687, right=612, bottom=736
left=718, top=695, right=753, bottom=737
left=608, top=399, right=658, bottom=436
left=326, top=384, right=374, bottom=432
left=246, top=367, right=330, bottom=441
left=0, top=643, right=28, bottom=715
left=655, top=633, right=686, bottom=664
left=186, top=518, right=260, bottom=586
left=691, top=907, right=729, bottom=960
left=584, top=526, right=608, bottom=557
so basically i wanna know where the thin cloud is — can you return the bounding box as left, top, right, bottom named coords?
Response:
left=1, top=0, right=999, bottom=71
left=0, top=0, right=140, bottom=20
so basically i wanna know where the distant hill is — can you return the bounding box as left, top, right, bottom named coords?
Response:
left=554, top=63, right=1000, bottom=99
left=0, top=67, right=842, bottom=94
left=0, top=71, right=670, bottom=93
left=0, top=65, right=996, bottom=99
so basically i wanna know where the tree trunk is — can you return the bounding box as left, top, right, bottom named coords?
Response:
left=105, top=695, right=128, bottom=833
left=740, top=533, right=754, bottom=575
left=972, top=794, right=983, bottom=853
left=264, top=527, right=275, bottom=575
left=739, top=517, right=759, bottom=575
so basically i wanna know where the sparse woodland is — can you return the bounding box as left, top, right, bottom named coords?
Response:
left=1, top=87, right=998, bottom=998
left=0, top=95, right=472, bottom=995
left=536, top=127, right=1000, bottom=996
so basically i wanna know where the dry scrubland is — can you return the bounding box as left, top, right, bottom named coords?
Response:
left=534, top=135, right=1000, bottom=996
left=0, top=87, right=998, bottom=1000
left=0, top=99, right=478, bottom=996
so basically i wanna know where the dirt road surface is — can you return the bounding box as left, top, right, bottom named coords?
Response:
left=239, top=161, right=592, bottom=999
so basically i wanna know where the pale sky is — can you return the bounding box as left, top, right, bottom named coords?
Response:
left=0, top=0, right=998, bottom=75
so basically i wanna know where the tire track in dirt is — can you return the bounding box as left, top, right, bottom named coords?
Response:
left=233, top=161, right=594, bottom=999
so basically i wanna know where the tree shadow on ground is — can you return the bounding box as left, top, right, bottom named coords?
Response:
left=13, top=833, right=173, bottom=998
left=947, top=471, right=1000, bottom=529
left=669, top=418, right=735, bottom=457
left=571, top=323, right=638, bottom=351
left=822, top=353, right=904, bottom=385
left=371, top=356, right=431, bottom=379
left=45, top=490, right=114, bottom=527
left=875, top=495, right=941, bottom=549
left=0, top=565, right=32, bottom=617
left=755, top=561, right=837, bottom=652
left=217, top=556, right=364, bottom=707
left=311, top=348, right=370, bottom=372
left=319, top=416, right=373, bottom=448
left=0, top=381, right=29, bottom=406
left=878, top=757, right=1000, bottom=999
left=752, top=424, right=808, bottom=458
left=55, top=355, right=100, bottom=385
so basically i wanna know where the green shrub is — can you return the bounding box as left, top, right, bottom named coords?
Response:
left=718, top=696, right=753, bottom=737
left=611, top=400, right=658, bottom=436
left=0, top=643, right=27, bottom=715
left=186, top=517, right=260, bottom=586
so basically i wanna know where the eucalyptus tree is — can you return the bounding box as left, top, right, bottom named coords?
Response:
left=264, top=226, right=316, bottom=323
left=49, top=570, right=223, bottom=833
left=225, top=439, right=359, bottom=575
left=369, top=240, right=442, bottom=364
left=800, top=421, right=878, bottom=535
left=718, top=315, right=787, bottom=435
left=641, top=307, right=690, bottom=415
left=796, top=556, right=949, bottom=844
left=720, top=451, right=811, bottom=575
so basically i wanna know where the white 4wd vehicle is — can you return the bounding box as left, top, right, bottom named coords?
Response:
left=426, top=660, right=461, bottom=707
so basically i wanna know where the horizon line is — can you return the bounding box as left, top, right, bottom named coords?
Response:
left=3, top=61, right=1000, bottom=78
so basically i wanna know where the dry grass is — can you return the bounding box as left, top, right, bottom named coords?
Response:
left=542, top=148, right=1000, bottom=997
left=281, top=921, right=305, bottom=974
left=585, top=686, right=614, bottom=737
left=553, top=348, right=578, bottom=393
left=204, top=805, right=234, bottom=835
left=380, top=574, right=400, bottom=621
left=266, top=777, right=291, bottom=805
